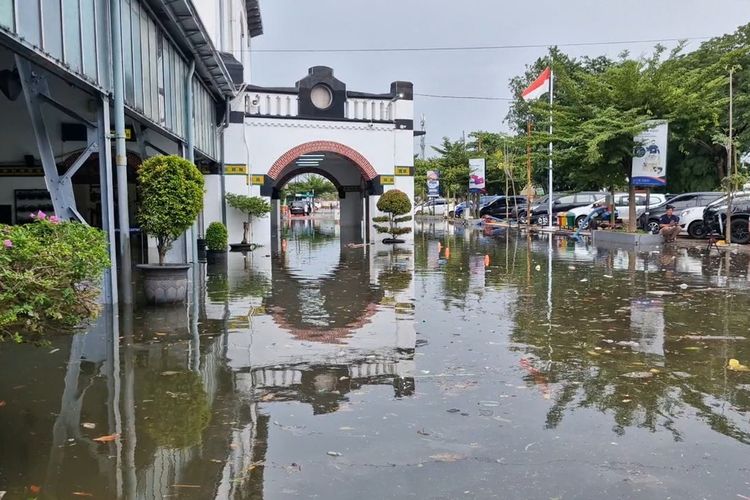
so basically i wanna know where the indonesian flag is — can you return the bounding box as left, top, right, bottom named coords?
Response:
left=522, top=67, right=551, bottom=102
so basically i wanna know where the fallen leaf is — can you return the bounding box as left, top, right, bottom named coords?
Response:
left=92, top=433, right=119, bottom=443
left=728, top=359, right=750, bottom=372
left=160, top=371, right=180, bottom=376
left=29, top=485, right=41, bottom=494
left=72, top=492, right=94, bottom=497
left=430, top=452, right=464, bottom=462
left=82, top=423, right=96, bottom=429
left=0, top=401, right=5, bottom=408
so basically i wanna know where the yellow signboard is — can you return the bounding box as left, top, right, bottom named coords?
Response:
left=225, top=164, right=247, bottom=175
left=250, top=175, right=265, bottom=185
left=395, top=166, right=412, bottom=176
left=381, top=175, right=395, bottom=185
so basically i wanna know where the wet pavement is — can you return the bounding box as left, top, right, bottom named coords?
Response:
left=2, top=218, right=750, bottom=499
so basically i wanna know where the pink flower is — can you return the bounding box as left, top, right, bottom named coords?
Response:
left=3, top=239, right=12, bottom=248
left=49, top=215, right=60, bottom=224
left=35, top=210, right=47, bottom=220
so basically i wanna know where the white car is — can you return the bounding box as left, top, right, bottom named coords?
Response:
left=415, top=198, right=448, bottom=216
left=679, top=206, right=709, bottom=238
left=569, top=193, right=666, bottom=229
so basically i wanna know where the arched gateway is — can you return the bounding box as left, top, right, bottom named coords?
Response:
left=209, top=66, right=416, bottom=248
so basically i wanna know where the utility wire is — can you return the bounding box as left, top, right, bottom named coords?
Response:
left=249, top=36, right=709, bottom=54
left=415, top=93, right=513, bottom=101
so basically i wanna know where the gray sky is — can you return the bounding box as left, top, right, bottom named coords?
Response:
left=250, top=0, right=750, bottom=156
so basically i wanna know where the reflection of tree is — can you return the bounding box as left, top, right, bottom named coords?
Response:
left=142, top=371, right=211, bottom=449
left=206, top=268, right=271, bottom=303
left=378, top=267, right=412, bottom=294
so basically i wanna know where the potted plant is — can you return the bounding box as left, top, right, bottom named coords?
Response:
left=136, top=155, right=204, bottom=304
left=205, top=221, right=228, bottom=265
left=373, top=189, right=413, bottom=244
left=225, top=193, right=271, bottom=251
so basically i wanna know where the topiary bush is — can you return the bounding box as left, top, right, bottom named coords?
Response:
left=373, top=189, right=413, bottom=241
left=137, top=155, right=204, bottom=264
left=0, top=212, right=110, bottom=343
left=225, top=193, right=271, bottom=245
left=205, top=222, right=228, bottom=252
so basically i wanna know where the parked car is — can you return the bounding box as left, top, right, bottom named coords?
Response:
left=289, top=200, right=307, bottom=215
left=638, top=192, right=723, bottom=233
left=702, top=192, right=750, bottom=244
left=454, top=195, right=500, bottom=218
left=679, top=206, right=709, bottom=238
left=567, top=192, right=665, bottom=229
left=510, top=195, right=548, bottom=223
left=530, top=192, right=607, bottom=226
left=479, top=196, right=528, bottom=219
left=415, top=198, right=448, bottom=216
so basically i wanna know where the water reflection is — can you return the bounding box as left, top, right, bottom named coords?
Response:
left=3, top=221, right=750, bottom=498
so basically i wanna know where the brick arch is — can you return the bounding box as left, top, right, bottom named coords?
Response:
left=267, top=141, right=378, bottom=180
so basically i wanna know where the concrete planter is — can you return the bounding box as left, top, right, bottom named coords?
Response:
left=136, top=264, right=190, bottom=304
left=206, top=250, right=227, bottom=266
left=592, top=230, right=663, bottom=248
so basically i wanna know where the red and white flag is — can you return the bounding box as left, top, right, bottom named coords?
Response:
left=521, top=67, right=552, bottom=102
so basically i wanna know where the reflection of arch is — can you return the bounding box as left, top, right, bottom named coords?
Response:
left=275, top=166, right=345, bottom=199
left=265, top=251, right=383, bottom=343
left=268, top=140, right=377, bottom=180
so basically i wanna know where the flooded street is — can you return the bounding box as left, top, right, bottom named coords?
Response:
left=2, top=219, right=750, bottom=499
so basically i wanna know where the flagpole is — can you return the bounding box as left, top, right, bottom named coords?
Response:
left=547, top=66, right=554, bottom=230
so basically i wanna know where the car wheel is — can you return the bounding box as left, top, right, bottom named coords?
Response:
left=518, top=211, right=528, bottom=224
left=687, top=221, right=708, bottom=239
left=730, top=218, right=750, bottom=244
left=448, top=210, right=455, bottom=218
left=646, top=219, right=660, bottom=234
left=575, top=215, right=588, bottom=229
left=537, top=214, right=549, bottom=226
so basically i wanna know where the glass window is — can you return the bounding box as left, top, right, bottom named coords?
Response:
left=140, top=8, right=150, bottom=115
left=556, top=195, right=575, bottom=204
left=19, top=0, right=41, bottom=47
left=63, top=0, right=82, bottom=72
left=163, top=45, right=172, bottom=129
left=95, top=0, right=110, bottom=88
left=42, top=0, right=63, bottom=59
left=149, top=19, right=158, bottom=122
left=122, top=0, right=134, bottom=104
left=0, top=0, right=14, bottom=30
left=81, top=0, right=97, bottom=79
left=130, top=0, right=142, bottom=111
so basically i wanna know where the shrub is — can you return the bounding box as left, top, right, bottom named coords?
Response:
left=205, top=222, right=228, bottom=251
left=0, top=213, right=110, bottom=343
left=373, top=189, right=413, bottom=240
left=137, top=155, right=204, bottom=264
left=225, top=193, right=271, bottom=244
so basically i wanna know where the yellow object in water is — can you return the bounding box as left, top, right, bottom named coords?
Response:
left=728, top=359, right=750, bottom=372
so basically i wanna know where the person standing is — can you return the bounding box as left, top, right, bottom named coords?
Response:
left=659, top=205, right=681, bottom=242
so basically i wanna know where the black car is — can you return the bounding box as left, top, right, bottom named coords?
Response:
left=638, top=192, right=723, bottom=233
left=289, top=201, right=307, bottom=215
left=509, top=195, right=548, bottom=223
left=702, top=192, right=750, bottom=244
left=479, top=196, right=528, bottom=219
left=530, top=192, right=607, bottom=226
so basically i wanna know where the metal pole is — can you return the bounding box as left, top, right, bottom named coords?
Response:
left=110, top=0, right=132, bottom=302
left=526, top=119, right=532, bottom=218
left=185, top=61, right=198, bottom=266
left=726, top=67, right=734, bottom=244
left=547, top=68, right=554, bottom=230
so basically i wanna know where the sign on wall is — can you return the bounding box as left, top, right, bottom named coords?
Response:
left=632, top=120, right=668, bottom=187
left=469, top=158, right=486, bottom=192
left=225, top=164, right=248, bottom=175
left=426, top=170, right=440, bottom=197
left=380, top=175, right=395, bottom=185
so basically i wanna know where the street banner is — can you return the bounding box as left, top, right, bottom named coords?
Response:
left=632, top=120, right=668, bottom=187
left=469, top=158, right=486, bottom=193
left=426, top=170, right=440, bottom=197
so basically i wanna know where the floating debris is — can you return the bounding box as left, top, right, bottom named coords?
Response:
left=621, top=371, right=654, bottom=379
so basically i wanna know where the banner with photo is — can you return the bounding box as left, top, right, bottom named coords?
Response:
left=469, top=158, right=486, bottom=192
left=426, top=170, right=440, bottom=197
left=632, top=120, right=668, bottom=187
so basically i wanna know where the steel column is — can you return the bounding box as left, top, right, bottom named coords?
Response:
left=98, top=97, right=118, bottom=304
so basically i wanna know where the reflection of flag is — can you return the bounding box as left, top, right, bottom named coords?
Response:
left=522, top=67, right=551, bottom=101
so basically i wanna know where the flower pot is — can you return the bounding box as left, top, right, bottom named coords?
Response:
left=136, top=264, right=191, bottom=304
left=206, top=250, right=228, bottom=266
left=229, top=243, right=258, bottom=252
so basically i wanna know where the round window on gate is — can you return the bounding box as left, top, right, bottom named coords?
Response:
left=310, top=84, right=333, bottom=109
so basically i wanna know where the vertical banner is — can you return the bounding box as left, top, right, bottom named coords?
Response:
left=427, top=170, right=440, bottom=197
left=469, top=158, right=486, bottom=193
left=632, top=120, right=668, bottom=187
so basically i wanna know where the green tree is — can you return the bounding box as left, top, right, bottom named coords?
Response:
left=137, top=155, right=204, bottom=265
left=225, top=194, right=271, bottom=245
left=373, top=189, right=413, bottom=241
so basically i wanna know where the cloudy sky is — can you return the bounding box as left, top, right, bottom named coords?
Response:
left=250, top=0, right=750, bottom=156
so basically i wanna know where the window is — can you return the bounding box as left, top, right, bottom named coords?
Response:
left=0, top=0, right=13, bottom=30
left=63, top=0, right=82, bottom=72
left=42, top=0, right=63, bottom=60
left=19, top=0, right=41, bottom=47
left=122, top=0, right=134, bottom=104
left=556, top=195, right=576, bottom=204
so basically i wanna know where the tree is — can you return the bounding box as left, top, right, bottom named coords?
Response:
left=373, top=189, right=413, bottom=241
left=225, top=194, right=271, bottom=245
left=137, top=155, right=204, bottom=265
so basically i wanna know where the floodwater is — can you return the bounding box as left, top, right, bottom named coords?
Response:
left=2, top=218, right=750, bottom=499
